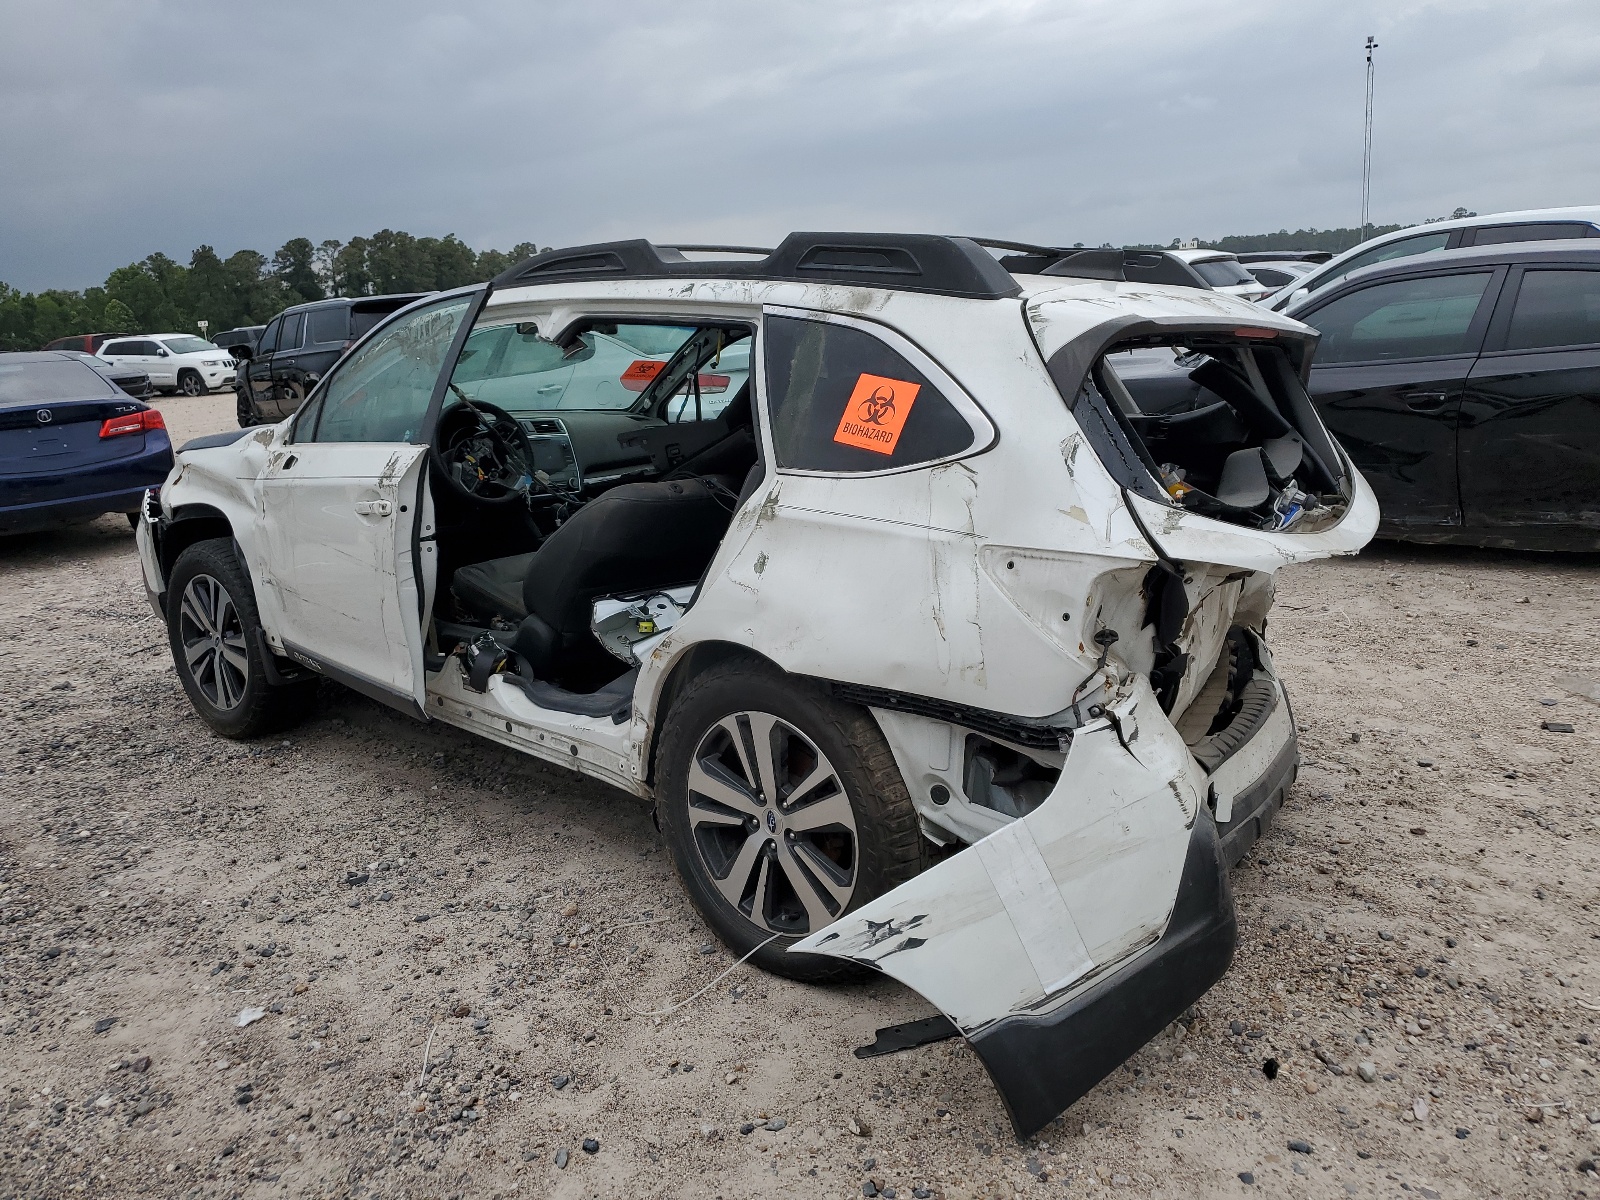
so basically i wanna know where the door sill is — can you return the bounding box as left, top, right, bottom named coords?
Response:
left=425, top=663, right=641, bottom=795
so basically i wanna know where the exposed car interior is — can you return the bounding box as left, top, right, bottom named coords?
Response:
left=428, top=318, right=760, bottom=709
left=1086, top=335, right=1352, bottom=533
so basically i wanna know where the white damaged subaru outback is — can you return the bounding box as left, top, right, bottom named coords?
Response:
left=135, top=234, right=1375, bottom=1135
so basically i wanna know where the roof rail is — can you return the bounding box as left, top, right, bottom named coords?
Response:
left=491, top=234, right=1022, bottom=300
left=1039, top=249, right=1129, bottom=281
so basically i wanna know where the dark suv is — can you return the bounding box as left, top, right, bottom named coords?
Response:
left=212, top=326, right=264, bottom=359
left=1286, top=240, right=1600, bottom=550
left=234, top=295, right=426, bottom=425
left=42, top=333, right=127, bottom=354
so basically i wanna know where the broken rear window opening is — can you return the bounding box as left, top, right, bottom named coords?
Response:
left=1065, top=335, right=1352, bottom=533
left=1189, top=259, right=1257, bottom=289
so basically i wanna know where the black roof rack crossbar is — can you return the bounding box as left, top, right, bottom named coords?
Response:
left=968, top=236, right=1071, bottom=256
left=666, top=244, right=775, bottom=255
left=985, top=247, right=1216, bottom=290
left=964, top=240, right=1225, bottom=290
left=491, top=233, right=1022, bottom=300
left=1232, top=250, right=1334, bottom=264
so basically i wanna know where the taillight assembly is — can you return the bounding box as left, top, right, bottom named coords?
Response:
left=99, top=409, right=167, bottom=438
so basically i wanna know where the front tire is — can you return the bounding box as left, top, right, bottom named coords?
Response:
left=166, top=538, right=313, bottom=738
left=235, top=389, right=258, bottom=428
left=657, top=656, right=928, bottom=982
left=178, top=371, right=207, bottom=397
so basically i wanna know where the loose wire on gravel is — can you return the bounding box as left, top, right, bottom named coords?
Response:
left=416, top=1023, right=438, bottom=1090
left=629, top=934, right=780, bottom=1018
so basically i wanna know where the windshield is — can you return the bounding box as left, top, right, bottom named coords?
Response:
left=0, top=359, right=115, bottom=404
left=161, top=337, right=217, bottom=355
left=1192, top=259, right=1256, bottom=288
left=448, top=321, right=749, bottom=414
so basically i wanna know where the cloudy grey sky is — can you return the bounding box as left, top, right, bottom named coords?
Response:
left=2, top=0, right=1597, bottom=292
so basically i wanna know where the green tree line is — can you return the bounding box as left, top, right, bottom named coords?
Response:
left=0, top=230, right=547, bottom=352
left=1142, top=209, right=1478, bottom=255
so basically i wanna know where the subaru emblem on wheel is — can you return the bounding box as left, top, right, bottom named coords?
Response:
left=766, top=810, right=777, bottom=833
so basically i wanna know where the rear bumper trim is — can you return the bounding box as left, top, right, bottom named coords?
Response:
left=966, top=812, right=1236, bottom=1139
left=1, top=485, right=155, bottom=534
left=1216, top=726, right=1298, bottom=869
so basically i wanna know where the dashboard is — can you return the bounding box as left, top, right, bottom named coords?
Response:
left=514, top=410, right=664, bottom=492
left=511, top=399, right=748, bottom=495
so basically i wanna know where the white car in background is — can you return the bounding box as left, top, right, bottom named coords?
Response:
left=1240, top=259, right=1318, bottom=291
left=1164, top=248, right=1274, bottom=302
left=1263, top=204, right=1600, bottom=311
left=98, top=334, right=236, bottom=396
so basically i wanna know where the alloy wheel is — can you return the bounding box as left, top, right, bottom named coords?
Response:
left=180, top=373, right=205, bottom=396
left=685, top=711, right=859, bottom=935
left=178, top=574, right=249, bottom=710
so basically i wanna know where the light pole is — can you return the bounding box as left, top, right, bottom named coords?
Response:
left=1361, top=35, right=1378, bottom=241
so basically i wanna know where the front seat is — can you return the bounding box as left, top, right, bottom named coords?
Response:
left=451, top=476, right=735, bottom=679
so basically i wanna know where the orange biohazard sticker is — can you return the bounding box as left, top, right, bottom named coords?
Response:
left=832, top=373, right=921, bottom=455
left=620, top=359, right=665, bottom=391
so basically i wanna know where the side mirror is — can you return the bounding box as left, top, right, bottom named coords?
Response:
left=156, top=349, right=170, bottom=357
left=232, top=344, right=253, bottom=361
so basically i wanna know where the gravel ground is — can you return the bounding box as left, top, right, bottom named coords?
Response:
left=1, top=391, right=1598, bottom=1200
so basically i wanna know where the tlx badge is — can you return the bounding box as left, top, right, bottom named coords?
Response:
left=833, top=373, right=920, bottom=455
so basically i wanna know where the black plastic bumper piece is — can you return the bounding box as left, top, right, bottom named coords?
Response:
left=966, top=813, right=1237, bottom=1139
left=1216, top=729, right=1298, bottom=869
left=854, top=1014, right=960, bottom=1059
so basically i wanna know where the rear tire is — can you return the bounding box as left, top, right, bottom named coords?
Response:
left=178, top=371, right=207, bottom=397
left=656, top=655, right=929, bottom=983
left=166, top=538, right=314, bottom=738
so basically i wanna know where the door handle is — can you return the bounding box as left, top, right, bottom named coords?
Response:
left=536, top=384, right=562, bottom=394
left=1401, top=391, right=1449, bottom=409
left=354, top=499, right=392, bottom=517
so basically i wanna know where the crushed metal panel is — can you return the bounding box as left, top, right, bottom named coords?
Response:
left=972, top=820, right=1094, bottom=994
left=968, top=812, right=1235, bottom=1136
left=793, top=676, right=1198, bottom=1031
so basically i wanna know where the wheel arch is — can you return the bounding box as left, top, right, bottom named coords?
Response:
left=161, top=505, right=234, bottom=579
left=642, top=639, right=785, bottom=789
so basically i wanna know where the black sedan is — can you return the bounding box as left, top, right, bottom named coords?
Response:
left=65, top=350, right=155, bottom=399
left=1285, top=241, right=1600, bottom=551
left=0, top=352, right=175, bottom=534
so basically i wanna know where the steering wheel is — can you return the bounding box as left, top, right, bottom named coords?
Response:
left=432, top=393, right=547, bottom=506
